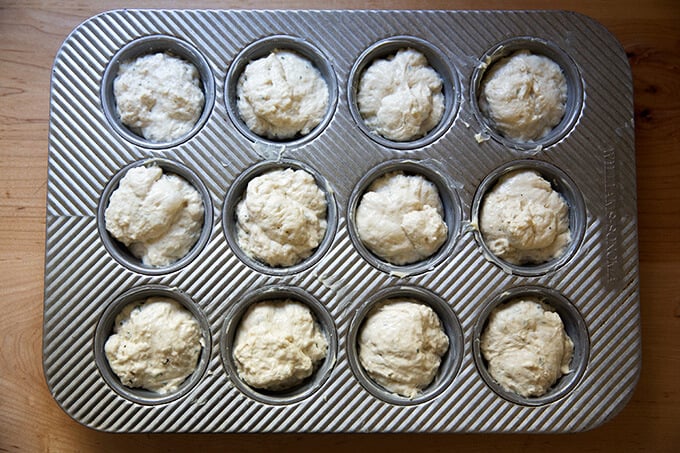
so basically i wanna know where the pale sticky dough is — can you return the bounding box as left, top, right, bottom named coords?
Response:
left=233, top=300, right=328, bottom=391
left=355, top=171, right=447, bottom=265
left=104, top=297, right=203, bottom=395
left=236, top=168, right=327, bottom=267
left=480, top=298, right=574, bottom=398
left=479, top=169, right=570, bottom=265
left=236, top=50, right=329, bottom=139
left=358, top=300, right=449, bottom=398
left=357, top=48, right=444, bottom=141
left=479, top=50, right=567, bottom=142
left=114, top=52, right=205, bottom=142
left=105, top=165, right=204, bottom=267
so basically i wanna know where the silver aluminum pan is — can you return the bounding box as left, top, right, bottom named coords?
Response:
left=44, top=9, right=639, bottom=433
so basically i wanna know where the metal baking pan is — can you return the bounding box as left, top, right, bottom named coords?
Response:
left=43, top=9, right=639, bottom=433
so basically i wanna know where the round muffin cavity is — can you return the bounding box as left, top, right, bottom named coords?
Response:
left=236, top=49, right=329, bottom=140
left=113, top=52, right=205, bottom=143
left=104, top=296, right=204, bottom=395
left=355, top=171, right=448, bottom=266
left=357, top=48, right=444, bottom=142
left=104, top=164, right=204, bottom=268
left=357, top=299, right=449, bottom=399
left=232, top=299, right=329, bottom=391
left=478, top=50, right=567, bottom=142
left=235, top=167, right=327, bottom=268
left=480, top=296, right=574, bottom=398
left=479, top=169, right=570, bottom=265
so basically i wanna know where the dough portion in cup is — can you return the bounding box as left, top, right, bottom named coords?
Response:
left=104, top=297, right=204, bottom=395
left=479, top=50, right=567, bottom=142
left=479, top=169, right=570, bottom=265
left=233, top=299, right=328, bottom=391
left=356, top=171, right=448, bottom=266
left=480, top=297, right=574, bottom=398
left=235, top=168, right=327, bottom=268
left=358, top=299, right=449, bottom=398
left=357, top=48, right=444, bottom=142
left=104, top=165, right=204, bottom=267
left=236, top=49, right=329, bottom=140
left=114, top=52, right=205, bottom=142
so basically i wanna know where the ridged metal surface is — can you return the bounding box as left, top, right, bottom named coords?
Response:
left=44, top=9, right=639, bottom=432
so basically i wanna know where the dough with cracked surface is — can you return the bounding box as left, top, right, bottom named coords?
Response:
left=480, top=297, right=574, bottom=398
left=114, top=52, right=205, bottom=142
left=236, top=49, right=329, bottom=139
left=236, top=168, right=327, bottom=267
left=355, top=171, right=447, bottom=265
left=105, top=165, right=204, bottom=267
left=479, top=50, right=567, bottom=142
left=358, top=299, right=449, bottom=398
left=233, top=299, right=328, bottom=391
left=479, top=169, right=570, bottom=265
left=358, top=48, right=444, bottom=141
left=104, top=297, right=203, bottom=395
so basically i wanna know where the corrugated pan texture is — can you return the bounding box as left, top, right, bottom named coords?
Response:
left=44, top=9, right=639, bottom=432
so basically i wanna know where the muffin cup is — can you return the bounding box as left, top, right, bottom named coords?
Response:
left=222, top=158, right=337, bottom=276
left=347, top=36, right=460, bottom=150
left=224, top=35, right=338, bottom=147
left=470, top=36, right=584, bottom=151
left=93, top=284, right=212, bottom=405
left=220, top=285, right=337, bottom=405
left=347, top=159, right=461, bottom=276
left=346, top=285, right=464, bottom=405
left=97, top=157, right=214, bottom=276
left=472, top=286, right=590, bottom=406
left=471, top=159, right=586, bottom=276
left=101, top=34, right=215, bottom=149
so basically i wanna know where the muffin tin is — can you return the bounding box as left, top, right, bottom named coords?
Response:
left=44, top=9, right=639, bottom=433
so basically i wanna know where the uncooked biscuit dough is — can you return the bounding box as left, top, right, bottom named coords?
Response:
left=236, top=49, right=329, bottom=139
left=236, top=168, right=327, bottom=267
left=114, top=52, right=205, bottom=142
left=479, top=169, right=570, bottom=265
left=233, top=300, right=328, bottom=391
left=358, top=299, right=449, bottom=398
left=104, top=297, right=204, bottom=395
left=355, top=171, right=448, bottom=265
left=357, top=48, right=445, bottom=141
left=105, top=165, right=204, bottom=267
left=480, top=297, right=574, bottom=398
left=479, top=50, right=567, bottom=142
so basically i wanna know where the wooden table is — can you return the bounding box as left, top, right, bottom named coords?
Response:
left=1, top=1, right=678, bottom=451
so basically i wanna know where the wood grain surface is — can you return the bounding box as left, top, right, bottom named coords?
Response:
left=1, top=1, right=678, bottom=451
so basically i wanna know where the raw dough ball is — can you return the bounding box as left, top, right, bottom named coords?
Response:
left=236, top=168, right=327, bottom=267
left=479, top=169, right=570, bottom=265
left=355, top=171, right=447, bottom=265
left=114, top=52, right=205, bottom=142
left=233, top=300, right=328, bottom=391
left=479, top=50, right=567, bottom=142
left=105, top=165, right=204, bottom=267
left=236, top=49, right=329, bottom=139
left=358, top=299, right=449, bottom=398
left=358, top=48, right=445, bottom=141
left=104, top=297, right=204, bottom=394
left=480, top=297, right=574, bottom=398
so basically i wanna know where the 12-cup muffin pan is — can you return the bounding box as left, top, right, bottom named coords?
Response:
left=44, top=9, right=640, bottom=433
